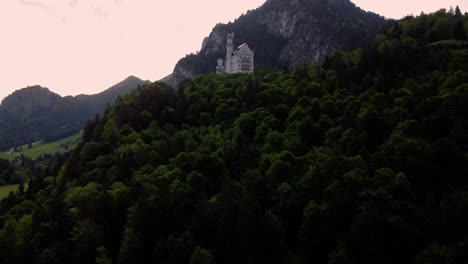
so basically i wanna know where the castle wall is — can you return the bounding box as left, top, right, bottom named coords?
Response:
left=232, top=54, right=254, bottom=74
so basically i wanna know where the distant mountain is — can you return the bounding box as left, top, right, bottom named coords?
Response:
left=164, top=0, right=390, bottom=86
left=0, top=76, right=149, bottom=150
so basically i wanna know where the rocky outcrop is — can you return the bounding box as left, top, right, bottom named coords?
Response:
left=163, top=0, right=389, bottom=86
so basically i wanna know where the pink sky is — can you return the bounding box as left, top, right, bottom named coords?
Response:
left=353, top=0, right=467, bottom=19
left=0, top=0, right=466, bottom=101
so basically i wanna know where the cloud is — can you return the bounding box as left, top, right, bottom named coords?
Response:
left=68, top=0, right=78, bottom=7
left=92, top=6, right=108, bottom=20
left=19, top=0, right=49, bottom=9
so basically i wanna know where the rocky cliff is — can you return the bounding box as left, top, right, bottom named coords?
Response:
left=164, top=0, right=389, bottom=86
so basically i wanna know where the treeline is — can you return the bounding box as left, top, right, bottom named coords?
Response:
left=0, top=154, right=66, bottom=186
left=0, top=9, right=468, bottom=264
left=0, top=159, right=23, bottom=186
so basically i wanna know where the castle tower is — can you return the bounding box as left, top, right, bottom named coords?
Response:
left=225, top=33, right=234, bottom=74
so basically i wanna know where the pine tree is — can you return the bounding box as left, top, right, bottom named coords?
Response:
left=455, top=6, right=462, bottom=17
left=453, top=6, right=466, bottom=40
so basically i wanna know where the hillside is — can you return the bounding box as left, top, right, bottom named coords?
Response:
left=164, top=0, right=389, bottom=85
left=0, top=132, right=82, bottom=160
left=1, top=9, right=468, bottom=264
left=0, top=76, right=148, bottom=150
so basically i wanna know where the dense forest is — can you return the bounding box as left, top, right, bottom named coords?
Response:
left=1, top=8, right=468, bottom=264
left=0, top=154, right=64, bottom=186
left=0, top=159, right=24, bottom=186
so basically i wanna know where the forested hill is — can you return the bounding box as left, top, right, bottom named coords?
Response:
left=164, top=0, right=388, bottom=85
left=0, top=76, right=148, bottom=151
left=1, top=9, right=468, bottom=264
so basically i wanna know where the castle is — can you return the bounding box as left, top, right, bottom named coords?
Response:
left=216, top=33, right=254, bottom=74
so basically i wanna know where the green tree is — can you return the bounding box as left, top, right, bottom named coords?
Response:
left=190, top=247, right=214, bottom=264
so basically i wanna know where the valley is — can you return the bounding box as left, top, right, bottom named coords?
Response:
left=0, top=76, right=147, bottom=151
left=0, top=132, right=82, bottom=160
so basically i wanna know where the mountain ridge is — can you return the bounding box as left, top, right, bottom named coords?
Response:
left=1, top=76, right=147, bottom=106
left=0, top=76, right=149, bottom=150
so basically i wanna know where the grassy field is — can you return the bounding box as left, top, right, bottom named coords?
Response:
left=0, top=132, right=82, bottom=160
left=0, top=152, right=14, bottom=160
left=0, top=184, right=20, bottom=200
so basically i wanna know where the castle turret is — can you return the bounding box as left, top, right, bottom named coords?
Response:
left=216, top=58, right=225, bottom=74
left=225, top=33, right=234, bottom=74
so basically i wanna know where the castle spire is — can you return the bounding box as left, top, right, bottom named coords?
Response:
left=225, top=33, right=234, bottom=74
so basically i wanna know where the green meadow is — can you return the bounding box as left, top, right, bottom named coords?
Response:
left=0, top=184, right=20, bottom=200
left=0, top=132, right=82, bottom=160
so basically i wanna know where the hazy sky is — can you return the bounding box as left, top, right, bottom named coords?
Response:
left=0, top=0, right=466, bottom=101
left=353, top=0, right=467, bottom=19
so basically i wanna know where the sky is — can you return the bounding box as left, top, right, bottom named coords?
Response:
left=353, top=0, right=467, bottom=19
left=0, top=0, right=467, bottom=101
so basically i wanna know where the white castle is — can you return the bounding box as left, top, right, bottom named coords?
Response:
left=216, top=33, right=254, bottom=74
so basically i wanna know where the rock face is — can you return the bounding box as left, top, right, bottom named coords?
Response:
left=164, top=0, right=389, bottom=86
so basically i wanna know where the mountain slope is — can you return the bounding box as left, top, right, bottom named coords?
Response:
left=1, top=10, right=467, bottom=264
left=0, top=76, right=149, bottom=150
left=75, top=75, right=147, bottom=105
left=165, top=0, right=389, bottom=85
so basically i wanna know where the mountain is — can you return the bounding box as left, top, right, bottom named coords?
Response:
left=0, top=76, right=149, bottom=150
left=74, top=75, right=148, bottom=105
left=1, top=10, right=467, bottom=263
left=164, top=0, right=389, bottom=86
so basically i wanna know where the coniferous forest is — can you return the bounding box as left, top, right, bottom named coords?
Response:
left=1, top=9, right=468, bottom=264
